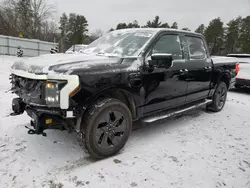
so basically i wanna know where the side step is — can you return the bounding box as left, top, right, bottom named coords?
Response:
left=142, top=99, right=212, bottom=123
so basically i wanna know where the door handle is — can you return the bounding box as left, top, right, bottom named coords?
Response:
left=204, top=66, right=212, bottom=71
left=180, top=69, right=188, bottom=75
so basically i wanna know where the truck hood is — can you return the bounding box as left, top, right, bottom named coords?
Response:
left=11, top=53, right=124, bottom=75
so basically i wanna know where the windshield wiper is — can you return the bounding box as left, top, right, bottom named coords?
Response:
left=96, top=52, right=105, bottom=56
left=96, top=52, right=119, bottom=57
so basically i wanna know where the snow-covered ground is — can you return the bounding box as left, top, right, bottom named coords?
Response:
left=0, top=55, right=250, bottom=188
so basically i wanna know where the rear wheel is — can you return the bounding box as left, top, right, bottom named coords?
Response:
left=207, top=82, right=228, bottom=112
left=83, top=98, right=132, bottom=159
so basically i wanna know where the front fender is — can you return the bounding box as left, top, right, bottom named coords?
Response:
left=83, top=85, right=141, bottom=108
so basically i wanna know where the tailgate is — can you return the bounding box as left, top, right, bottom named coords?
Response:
left=237, top=60, right=250, bottom=80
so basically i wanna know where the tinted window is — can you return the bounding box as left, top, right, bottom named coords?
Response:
left=185, top=36, right=207, bottom=60
left=152, top=35, right=183, bottom=60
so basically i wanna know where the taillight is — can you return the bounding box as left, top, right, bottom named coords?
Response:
left=235, top=63, right=239, bottom=75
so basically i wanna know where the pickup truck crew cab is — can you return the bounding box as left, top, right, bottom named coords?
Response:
left=10, top=28, right=239, bottom=159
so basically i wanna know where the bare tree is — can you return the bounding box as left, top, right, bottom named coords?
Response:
left=0, top=0, right=57, bottom=41
left=41, top=20, right=58, bottom=41
left=31, top=0, right=56, bottom=39
left=0, top=0, right=19, bottom=36
left=31, top=0, right=55, bottom=21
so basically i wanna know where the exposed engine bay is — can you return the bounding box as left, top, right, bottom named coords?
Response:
left=9, top=74, right=78, bottom=136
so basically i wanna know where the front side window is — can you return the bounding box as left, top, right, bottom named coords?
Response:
left=185, top=36, right=207, bottom=60
left=151, top=35, right=183, bottom=60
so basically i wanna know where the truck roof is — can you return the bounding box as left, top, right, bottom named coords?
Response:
left=112, top=28, right=202, bottom=36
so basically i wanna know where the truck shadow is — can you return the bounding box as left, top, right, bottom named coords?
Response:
left=13, top=106, right=208, bottom=181
left=229, top=88, right=250, bottom=94
left=132, top=107, right=206, bottom=132
left=20, top=106, right=206, bottom=156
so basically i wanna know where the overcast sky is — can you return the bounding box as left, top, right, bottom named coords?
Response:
left=52, top=0, right=250, bottom=33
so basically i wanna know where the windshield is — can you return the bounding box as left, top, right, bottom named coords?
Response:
left=82, top=29, right=156, bottom=57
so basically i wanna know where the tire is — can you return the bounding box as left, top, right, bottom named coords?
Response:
left=82, top=98, right=132, bottom=159
left=207, top=81, right=228, bottom=112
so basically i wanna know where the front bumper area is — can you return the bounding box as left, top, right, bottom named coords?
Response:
left=11, top=98, right=82, bottom=135
left=10, top=69, right=80, bottom=109
left=26, top=108, right=69, bottom=134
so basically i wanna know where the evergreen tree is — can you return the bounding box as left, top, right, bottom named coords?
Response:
left=127, top=20, right=140, bottom=28
left=145, top=16, right=162, bottom=28
left=144, top=16, right=169, bottom=28
left=59, top=13, right=69, bottom=51
left=195, top=24, right=205, bottom=35
left=204, top=18, right=224, bottom=55
left=75, top=14, right=88, bottom=43
left=224, top=17, right=242, bottom=54
left=239, top=16, right=250, bottom=53
left=171, top=22, right=178, bottom=29
left=116, top=20, right=140, bottom=30
left=160, top=23, right=170, bottom=28
left=116, top=23, right=127, bottom=30
left=59, top=13, right=89, bottom=50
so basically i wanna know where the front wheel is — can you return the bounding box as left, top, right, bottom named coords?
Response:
left=83, top=98, right=132, bottom=159
left=207, top=81, right=228, bottom=112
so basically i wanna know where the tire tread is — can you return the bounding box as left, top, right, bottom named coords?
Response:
left=82, top=98, right=132, bottom=159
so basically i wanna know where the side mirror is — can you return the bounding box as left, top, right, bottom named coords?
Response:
left=149, top=53, right=173, bottom=69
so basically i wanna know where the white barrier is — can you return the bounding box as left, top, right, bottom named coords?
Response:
left=0, top=35, right=58, bottom=57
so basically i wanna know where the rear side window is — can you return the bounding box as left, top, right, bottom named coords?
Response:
left=185, top=36, right=207, bottom=60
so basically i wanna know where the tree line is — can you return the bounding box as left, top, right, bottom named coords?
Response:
left=0, top=0, right=249, bottom=55
left=0, top=0, right=57, bottom=41
left=111, top=16, right=250, bottom=55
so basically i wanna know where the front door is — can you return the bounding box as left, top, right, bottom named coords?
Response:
left=141, top=33, right=188, bottom=115
left=182, top=35, right=213, bottom=103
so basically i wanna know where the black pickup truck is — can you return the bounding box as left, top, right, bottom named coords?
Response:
left=10, top=28, right=239, bottom=159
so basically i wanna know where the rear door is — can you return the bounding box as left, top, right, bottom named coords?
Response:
left=182, top=35, right=213, bottom=103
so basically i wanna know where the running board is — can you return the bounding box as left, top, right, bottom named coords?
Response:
left=142, top=99, right=212, bottom=123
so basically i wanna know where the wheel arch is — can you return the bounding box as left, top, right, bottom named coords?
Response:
left=217, top=72, right=231, bottom=89
left=83, top=86, right=138, bottom=120
left=208, top=71, right=231, bottom=98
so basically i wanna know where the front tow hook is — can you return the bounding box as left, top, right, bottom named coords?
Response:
left=25, top=112, right=47, bottom=137
left=25, top=124, right=47, bottom=137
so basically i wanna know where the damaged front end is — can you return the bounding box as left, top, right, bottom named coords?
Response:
left=9, top=73, right=81, bottom=136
